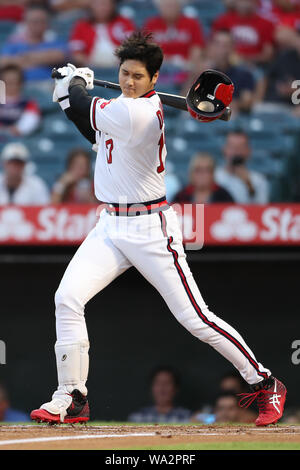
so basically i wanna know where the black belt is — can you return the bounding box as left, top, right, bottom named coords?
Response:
left=104, top=196, right=169, bottom=216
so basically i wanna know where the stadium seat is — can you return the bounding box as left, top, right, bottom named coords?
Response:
left=23, top=87, right=57, bottom=115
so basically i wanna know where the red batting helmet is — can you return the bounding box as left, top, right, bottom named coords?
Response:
left=186, top=70, right=234, bottom=123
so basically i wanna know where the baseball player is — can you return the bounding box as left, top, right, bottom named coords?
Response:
left=31, top=32, right=286, bottom=426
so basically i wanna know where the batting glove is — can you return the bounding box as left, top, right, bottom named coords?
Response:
left=52, top=63, right=77, bottom=103
left=72, top=67, right=94, bottom=90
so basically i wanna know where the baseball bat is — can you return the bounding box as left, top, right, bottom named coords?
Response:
left=51, top=68, right=231, bottom=121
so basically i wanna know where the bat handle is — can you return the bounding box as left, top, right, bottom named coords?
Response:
left=51, top=68, right=63, bottom=79
left=219, top=107, right=231, bottom=122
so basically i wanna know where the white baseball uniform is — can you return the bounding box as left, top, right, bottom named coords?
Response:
left=54, top=90, right=271, bottom=398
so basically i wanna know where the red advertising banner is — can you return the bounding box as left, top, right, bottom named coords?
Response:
left=0, top=204, right=299, bottom=246
left=203, top=204, right=300, bottom=246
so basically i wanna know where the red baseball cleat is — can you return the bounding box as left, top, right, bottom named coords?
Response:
left=238, top=376, right=287, bottom=426
left=31, top=389, right=90, bottom=424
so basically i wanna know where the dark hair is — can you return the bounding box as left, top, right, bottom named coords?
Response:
left=213, top=29, right=233, bottom=39
left=220, top=370, right=247, bottom=390
left=115, top=31, right=164, bottom=79
left=66, top=148, right=91, bottom=172
left=0, top=64, right=24, bottom=84
left=25, top=2, right=51, bottom=15
left=149, top=366, right=180, bottom=388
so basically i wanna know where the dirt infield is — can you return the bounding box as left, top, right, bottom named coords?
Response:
left=1, top=424, right=300, bottom=450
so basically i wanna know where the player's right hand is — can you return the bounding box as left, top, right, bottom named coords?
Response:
left=52, top=63, right=77, bottom=103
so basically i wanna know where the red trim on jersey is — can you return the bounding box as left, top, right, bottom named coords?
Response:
left=92, top=97, right=100, bottom=130
left=140, top=90, right=156, bottom=99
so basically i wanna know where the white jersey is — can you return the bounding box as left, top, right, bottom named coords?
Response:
left=90, top=91, right=167, bottom=203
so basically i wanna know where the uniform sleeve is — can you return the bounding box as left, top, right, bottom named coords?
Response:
left=90, top=96, right=131, bottom=143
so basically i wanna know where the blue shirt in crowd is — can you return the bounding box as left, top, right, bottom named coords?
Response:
left=1, top=39, right=67, bottom=82
left=3, top=408, right=30, bottom=422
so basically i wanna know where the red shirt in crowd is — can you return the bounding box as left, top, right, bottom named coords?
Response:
left=144, top=15, right=205, bottom=62
left=271, top=5, right=300, bottom=31
left=0, top=5, right=24, bottom=21
left=213, top=11, right=274, bottom=59
left=69, top=16, right=135, bottom=60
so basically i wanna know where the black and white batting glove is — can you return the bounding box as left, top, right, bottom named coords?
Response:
left=72, top=67, right=94, bottom=90
left=52, top=63, right=77, bottom=109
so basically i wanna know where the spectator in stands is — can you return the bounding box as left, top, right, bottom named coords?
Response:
left=281, top=408, right=300, bottom=424
left=0, top=4, right=67, bottom=90
left=192, top=395, right=256, bottom=424
left=0, top=64, right=41, bottom=138
left=220, top=371, right=257, bottom=422
left=0, top=0, right=26, bottom=22
left=52, top=148, right=96, bottom=204
left=271, top=0, right=300, bottom=34
left=215, top=130, right=270, bottom=203
left=192, top=393, right=243, bottom=424
left=274, top=143, right=300, bottom=202
left=0, top=382, right=29, bottom=422
left=128, top=366, right=191, bottom=423
left=69, top=0, right=135, bottom=68
left=220, top=370, right=248, bottom=394
left=0, top=142, right=50, bottom=205
left=213, top=0, right=275, bottom=66
left=143, top=0, right=205, bottom=84
left=185, top=30, right=257, bottom=114
left=258, top=44, right=300, bottom=113
left=191, top=371, right=257, bottom=423
left=174, top=152, right=234, bottom=204
left=192, top=371, right=252, bottom=424
left=214, top=392, right=250, bottom=423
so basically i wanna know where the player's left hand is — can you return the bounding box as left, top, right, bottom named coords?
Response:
left=52, top=63, right=77, bottom=102
left=72, top=67, right=94, bottom=90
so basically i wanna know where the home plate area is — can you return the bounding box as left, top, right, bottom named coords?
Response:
left=0, top=424, right=300, bottom=450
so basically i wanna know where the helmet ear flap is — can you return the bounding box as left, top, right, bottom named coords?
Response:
left=186, top=69, right=234, bottom=123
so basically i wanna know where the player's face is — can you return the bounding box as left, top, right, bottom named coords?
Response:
left=119, top=60, right=159, bottom=99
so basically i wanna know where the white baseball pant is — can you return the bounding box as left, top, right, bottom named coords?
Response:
left=54, top=206, right=271, bottom=394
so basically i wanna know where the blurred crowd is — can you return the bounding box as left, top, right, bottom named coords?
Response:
left=0, top=0, right=300, bottom=204
left=1, top=369, right=298, bottom=424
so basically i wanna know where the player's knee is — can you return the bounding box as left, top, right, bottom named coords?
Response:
left=54, top=287, right=83, bottom=317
